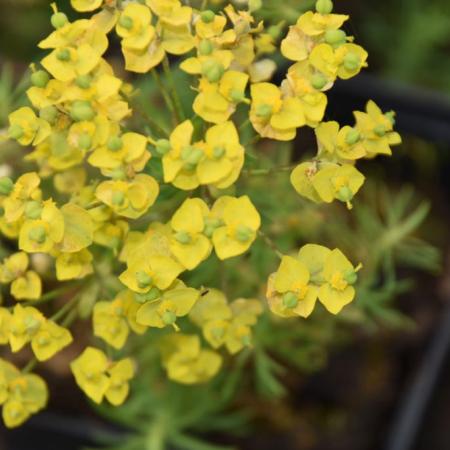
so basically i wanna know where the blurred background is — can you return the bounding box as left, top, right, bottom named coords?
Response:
left=0, top=0, right=449, bottom=449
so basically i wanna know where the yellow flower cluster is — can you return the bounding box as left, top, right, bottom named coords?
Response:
left=0, top=0, right=400, bottom=428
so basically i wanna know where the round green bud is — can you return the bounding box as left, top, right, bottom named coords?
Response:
left=374, top=125, right=386, bottom=137
left=155, top=139, right=171, bottom=155
left=25, top=201, right=43, bottom=220
left=135, top=287, right=161, bottom=303
left=236, top=225, right=253, bottom=242
left=241, top=334, right=251, bottom=346
left=107, top=136, right=123, bottom=152
left=255, top=103, right=273, bottom=118
left=56, top=48, right=71, bottom=62
left=112, top=191, right=125, bottom=206
left=162, top=310, right=177, bottom=325
left=174, top=231, right=191, bottom=245
left=39, top=105, right=58, bottom=124
left=283, top=292, right=298, bottom=309
left=186, top=148, right=204, bottom=165
left=201, top=10, right=215, bottom=23
left=230, top=89, right=245, bottom=103
left=24, top=314, right=40, bottom=333
left=28, top=225, right=46, bottom=244
left=78, top=133, right=92, bottom=150
left=343, top=52, right=360, bottom=71
left=213, top=146, right=225, bottom=159
left=336, top=186, right=353, bottom=202
left=203, top=224, right=216, bottom=238
left=211, top=327, right=225, bottom=340
left=385, top=111, right=396, bottom=126
left=119, top=15, right=133, bottom=30
left=38, top=336, right=49, bottom=346
left=311, top=73, right=328, bottom=90
left=75, top=74, right=92, bottom=89
left=110, top=168, right=127, bottom=180
left=315, top=0, right=333, bottom=14
left=8, top=124, right=24, bottom=141
left=203, top=63, right=225, bottom=83
left=344, top=269, right=358, bottom=285
left=136, top=271, right=153, bottom=289
left=70, top=101, right=95, bottom=122
left=31, top=70, right=50, bottom=88
left=0, top=177, right=14, bottom=195
left=198, top=39, right=213, bottom=56
left=325, top=29, right=346, bottom=47
left=51, top=12, right=68, bottom=29
left=345, top=128, right=360, bottom=145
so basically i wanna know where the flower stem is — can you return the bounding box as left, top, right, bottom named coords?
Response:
left=258, top=230, right=284, bottom=259
left=152, top=69, right=177, bottom=125
left=243, top=165, right=296, bottom=177
left=163, top=55, right=185, bottom=122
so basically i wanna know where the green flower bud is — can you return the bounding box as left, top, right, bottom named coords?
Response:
left=39, top=105, right=58, bottom=124
left=311, top=73, right=328, bottom=90
left=155, top=139, right=171, bottom=155
left=78, top=133, right=92, bottom=150
left=112, top=191, right=125, bottom=206
left=283, top=292, right=298, bottom=309
left=345, top=128, right=360, bottom=145
left=38, top=336, right=49, bottom=346
left=119, top=15, right=133, bottom=30
left=343, top=52, right=360, bottom=71
left=230, top=89, right=245, bottom=103
left=110, top=168, right=126, bottom=180
left=0, top=177, right=14, bottom=195
left=374, top=125, right=386, bottom=137
left=198, top=39, right=213, bottom=56
left=235, top=225, right=253, bottom=242
left=184, top=147, right=203, bottom=166
left=75, top=74, right=92, bottom=89
left=135, top=287, right=161, bottom=303
left=24, top=314, right=41, bottom=333
left=107, top=136, right=123, bottom=152
left=211, top=327, right=225, bottom=340
left=162, top=310, right=177, bottom=325
left=315, top=0, right=333, bottom=14
left=336, top=186, right=353, bottom=202
left=203, top=62, right=225, bottom=83
left=56, top=48, right=71, bottom=61
left=31, top=70, right=50, bottom=88
left=174, top=231, right=191, bottom=245
left=213, top=146, right=225, bottom=159
left=136, top=271, right=153, bottom=289
left=25, top=201, right=43, bottom=220
left=325, top=29, right=346, bottom=47
left=8, top=124, right=24, bottom=141
left=70, top=101, right=95, bottom=122
left=344, top=269, right=358, bottom=285
left=255, top=103, right=273, bottom=118
left=28, top=225, right=46, bottom=244
left=241, top=334, right=251, bottom=346
left=51, top=12, right=68, bottom=29
left=385, top=111, right=396, bottom=126
left=201, top=10, right=215, bottom=23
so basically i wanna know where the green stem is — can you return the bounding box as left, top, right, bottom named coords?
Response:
left=243, top=165, right=296, bottom=177
left=132, top=102, right=170, bottom=138
left=163, top=55, right=185, bottom=122
left=258, top=230, right=283, bottom=259
left=50, top=293, right=80, bottom=323
left=152, top=69, right=177, bottom=125
left=22, top=358, right=38, bottom=374
left=201, top=0, right=209, bottom=9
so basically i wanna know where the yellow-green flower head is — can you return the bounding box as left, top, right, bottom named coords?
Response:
left=119, top=252, right=183, bottom=295
left=354, top=100, right=402, bottom=157
left=66, top=115, right=111, bottom=153
left=70, top=347, right=110, bottom=404
left=318, top=248, right=361, bottom=314
left=312, top=163, right=365, bottom=209
left=93, top=291, right=146, bottom=350
left=31, top=320, right=73, bottom=362
left=158, top=20, right=195, bottom=57
left=93, top=216, right=129, bottom=250
left=105, top=358, right=134, bottom=406
left=54, top=167, right=87, bottom=195
left=8, top=107, right=51, bottom=147
left=59, top=203, right=94, bottom=253
left=71, top=0, right=103, bottom=12
left=55, top=249, right=94, bottom=281
left=147, top=0, right=193, bottom=27
left=250, top=83, right=305, bottom=141
left=8, top=304, right=45, bottom=353
left=136, top=280, right=200, bottom=329
left=189, top=289, right=232, bottom=327
left=27, top=77, right=66, bottom=111
left=169, top=198, right=212, bottom=270
left=88, top=132, right=150, bottom=175
left=0, top=362, right=48, bottom=428
left=267, top=255, right=319, bottom=318
left=159, top=333, right=222, bottom=384
left=19, top=200, right=65, bottom=254
left=95, top=174, right=159, bottom=219
left=211, top=195, right=261, bottom=260
left=335, top=43, right=368, bottom=80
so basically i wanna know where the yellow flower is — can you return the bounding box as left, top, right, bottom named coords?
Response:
left=105, top=358, right=134, bottom=406
left=159, top=333, right=222, bottom=384
left=0, top=309, right=12, bottom=344
left=70, top=347, right=110, bottom=404
left=93, top=290, right=146, bottom=349
left=267, top=255, right=319, bottom=318
left=250, top=83, right=305, bottom=141
left=71, top=0, right=103, bottom=12
left=169, top=198, right=212, bottom=270
left=290, top=161, right=322, bottom=203
left=95, top=174, right=159, bottom=219
left=335, top=43, right=368, bottom=80
left=318, top=248, right=361, bottom=314
left=8, top=107, right=51, bottom=147
left=19, top=200, right=65, bottom=254
left=55, top=249, right=93, bottom=280
left=212, top=195, right=261, bottom=260
left=146, top=0, right=192, bottom=27
left=31, top=320, right=73, bottom=361
left=8, top=305, right=46, bottom=353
